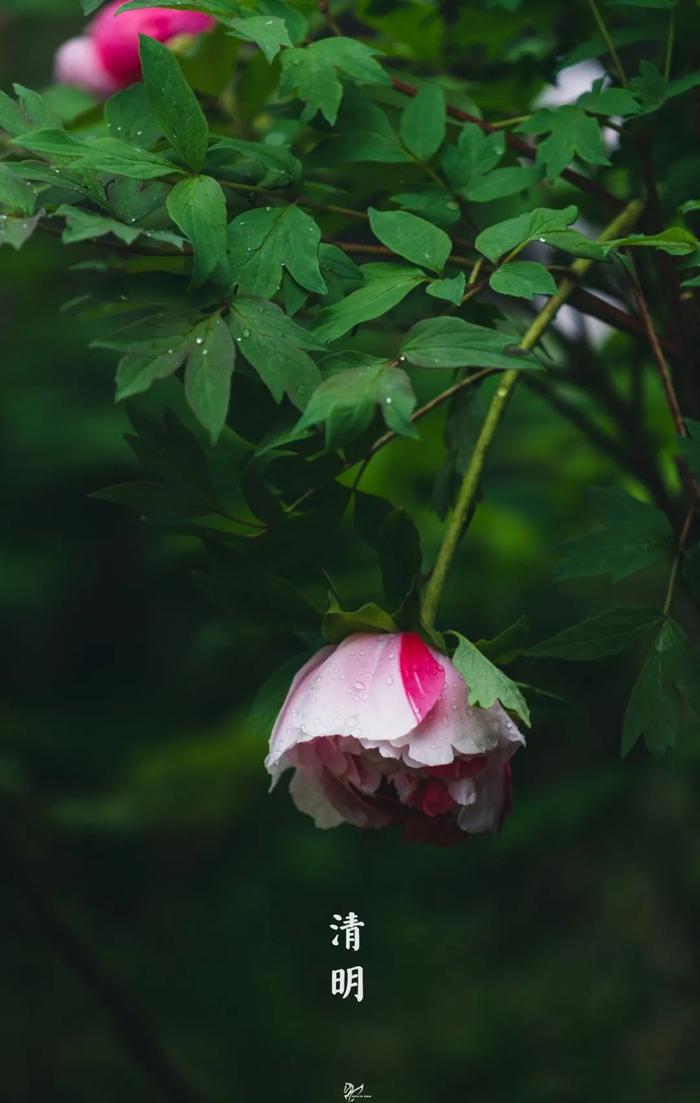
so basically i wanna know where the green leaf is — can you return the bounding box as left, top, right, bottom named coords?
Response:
left=105, top=84, right=161, bottom=149
left=248, top=653, right=314, bottom=742
left=607, top=228, right=698, bottom=256
left=555, top=488, right=673, bottom=583
left=463, top=165, right=541, bottom=203
left=368, top=207, right=451, bottom=274
left=210, top=137, right=301, bottom=186
left=227, top=204, right=326, bottom=299
left=577, top=86, right=642, bottom=116
left=475, top=616, right=529, bottom=665
left=679, top=418, right=700, bottom=480
left=228, top=297, right=322, bottom=409
left=184, top=315, right=236, bottom=442
left=519, top=106, right=610, bottom=181
left=400, top=316, right=541, bottom=370
left=0, top=209, right=41, bottom=250
left=390, top=185, right=461, bottom=227
left=139, top=35, right=209, bottom=171
left=399, top=84, right=446, bottom=161
left=295, top=355, right=417, bottom=447
left=229, top=15, right=292, bottom=62
left=166, top=174, right=227, bottom=287
left=0, top=90, right=31, bottom=137
left=622, top=618, right=700, bottom=756
left=379, top=508, right=422, bottom=611
left=451, top=632, right=530, bottom=727
left=323, top=597, right=397, bottom=644
left=55, top=206, right=141, bottom=246
left=13, top=84, right=62, bottom=130
left=528, top=606, right=662, bottom=660
left=489, top=260, right=557, bottom=300
left=313, top=264, right=425, bottom=343
left=0, top=164, right=36, bottom=215
left=14, top=129, right=180, bottom=180
left=279, top=37, right=388, bottom=125
left=442, top=124, right=504, bottom=191
left=329, top=86, right=410, bottom=164
left=475, top=205, right=578, bottom=262
left=537, top=229, right=608, bottom=260
left=426, top=272, right=465, bottom=305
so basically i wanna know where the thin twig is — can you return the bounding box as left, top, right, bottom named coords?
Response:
left=662, top=499, right=696, bottom=615
left=587, top=0, right=628, bottom=86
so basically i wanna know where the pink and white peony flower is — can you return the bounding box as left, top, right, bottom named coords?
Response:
left=266, top=632, right=524, bottom=844
left=54, top=2, right=215, bottom=97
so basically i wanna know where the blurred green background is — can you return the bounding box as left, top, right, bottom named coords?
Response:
left=2, top=3, right=700, bottom=1101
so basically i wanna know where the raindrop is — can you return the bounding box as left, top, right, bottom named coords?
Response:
left=385, top=677, right=394, bottom=685
left=538, top=236, right=546, bottom=242
left=195, top=336, right=204, bottom=344
left=242, top=328, right=250, bottom=338
left=352, top=680, right=365, bottom=691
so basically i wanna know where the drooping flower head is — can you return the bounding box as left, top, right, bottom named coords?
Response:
left=54, top=2, right=215, bottom=96
left=266, top=632, right=524, bottom=844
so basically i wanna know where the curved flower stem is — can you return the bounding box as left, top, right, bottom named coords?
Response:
left=420, top=198, right=645, bottom=630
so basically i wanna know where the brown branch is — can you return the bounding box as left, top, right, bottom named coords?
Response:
left=568, top=286, right=683, bottom=357
left=390, top=77, right=625, bottom=212
left=0, top=828, right=207, bottom=1103
left=317, top=0, right=342, bottom=36
left=323, top=239, right=474, bottom=267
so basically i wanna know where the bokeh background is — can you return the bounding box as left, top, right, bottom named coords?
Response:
left=2, top=2, right=700, bottom=1101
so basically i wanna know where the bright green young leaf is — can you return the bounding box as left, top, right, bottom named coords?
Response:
left=528, top=606, right=662, bottom=660
left=426, top=272, right=466, bottom=304
left=475, top=205, right=578, bottom=262
left=441, top=124, right=504, bottom=191
left=184, top=315, right=236, bottom=442
left=368, top=207, right=452, bottom=274
left=229, top=15, right=292, bottom=62
left=228, top=297, right=322, bottom=409
left=554, top=488, right=673, bottom=583
left=278, top=37, right=388, bottom=125
left=228, top=204, right=326, bottom=299
left=139, top=35, right=209, bottom=171
left=313, top=264, right=426, bottom=343
left=489, top=260, right=557, bottom=300
left=166, top=174, right=227, bottom=286
left=451, top=632, right=531, bottom=727
left=622, top=618, right=700, bottom=757
left=400, top=317, right=541, bottom=370
left=519, top=106, right=610, bottom=181
left=399, top=84, right=446, bottom=161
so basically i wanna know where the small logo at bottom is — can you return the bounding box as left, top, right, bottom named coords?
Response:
left=344, top=1084, right=372, bottom=1101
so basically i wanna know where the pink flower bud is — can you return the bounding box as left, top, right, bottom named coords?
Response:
left=266, top=632, right=524, bottom=844
left=91, top=2, right=215, bottom=86
left=53, top=35, right=121, bottom=98
left=54, top=3, right=216, bottom=97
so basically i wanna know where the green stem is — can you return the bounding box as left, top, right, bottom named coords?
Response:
left=587, top=0, right=629, bottom=87
left=420, top=198, right=644, bottom=629
left=662, top=501, right=695, bottom=615
left=663, top=8, right=675, bottom=81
